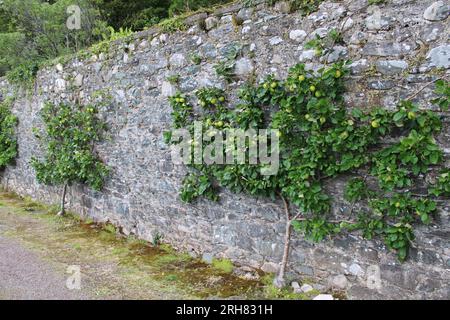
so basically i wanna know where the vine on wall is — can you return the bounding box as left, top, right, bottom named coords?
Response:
left=165, top=60, right=450, bottom=286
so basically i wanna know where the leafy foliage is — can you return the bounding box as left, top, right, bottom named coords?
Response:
left=165, top=59, right=449, bottom=261
left=344, top=178, right=369, bottom=203
left=0, top=0, right=107, bottom=78
left=250, top=0, right=325, bottom=16
left=432, top=79, right=449, bottom=111
left=168, top=0, right=232, bottom=16
left=430, top=169, right=450, bottom=197
left=0, top=98, right=18, bottom=168
left=95, top=0, right=169, bottom=31
left=31, top=102, right=109, bottom=191
left=305, top=29, right=344, bottom=56
left=180, top=173, right=218, bottom=203
left=158, top=15, right=188, bottom=33
left=368, top=0, right=386, bottom=5
left=6, top=61, right=40, bottom=87
left=214, top=43, right=243, bottom=83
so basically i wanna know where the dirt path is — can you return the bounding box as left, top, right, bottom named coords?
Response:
left=0, top=191, right=269, bottom=300
left=0, top=234, right=91, bottom=300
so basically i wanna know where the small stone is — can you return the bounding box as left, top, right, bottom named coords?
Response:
left=427, top=45, right=450, bottom=68
left=327, top=46, right=348, bottom=63
left=308, top=11, right=329, bottom=24
left=313, top=294, right=334, bottom=300
left=269, top=36, right=283, bottom=46
left=220, top=15, right=233, bottom=24
left=291, top=281, right=301, bottom=290
left=349, top=263, right=364, bottom=276
left=55, top=63, right=63, bottom=72
left=365, top=13, right=392, bottom=30
left=300, top=284, right=314, bottom=293
left=139, top=40, right=148, bottom=48
left=202, top=252, right=214, bottom=264
left=330, top=274, right=348, bottom=290
left=313, top=283, right=326, bottom=292
left=299, top=49, right=316, bottom=62
left=423, top=1, right=449, bottom=21
left=420, top=24, right=444, bottom=43
left=349, top=31, right=367, bottom=45
left=312, top=27, right=328, bottom=39
left=368, top=80, right=394, bottom=90
left=289, top=29, right=307, bottom=43
left=55, top=78, right=66, bottom=92
left=362, top=42, right=416, bottom=57
left=115, top=89, right=125, bottom=101
left=169, top=53, right=187, bottom=68
left=150, top=37, right=159, bottom=46
left=161, top=81, right=176, bottom=97
left=74, top=74, right=83, bottom=87
left=237, top=7, right=254, bottom=21
left=376, top=60, right=408, bottom=75
left=350, top=59, right=370, bottom=75
left=341, top=17, right=354, bottom=32
left=271, top=54, right=283, bottom=64
left=261, top=262, right=279, bottom=273
left=274, top=1, right=292, bottom=13
left=205, top=16, right=219, bottom=30
left=234, top=58, right=254, bottom=77
left=242, top=25, right=251, bottom=34
left=159, top=34, right=168, bottom=43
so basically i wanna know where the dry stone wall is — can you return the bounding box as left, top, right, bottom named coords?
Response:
left=1, top=0, right=449, bottom=299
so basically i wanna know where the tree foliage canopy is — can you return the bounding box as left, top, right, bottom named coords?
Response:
left=31, top=102, right=109, bottom=191
left=0, top=0, right=233, bottom=77
left=0, top=0, right=106, bottom=76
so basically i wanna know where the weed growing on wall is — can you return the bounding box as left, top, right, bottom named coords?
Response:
left=165, top=59, right=450, bottom=286
left=31, top=102, right=109, bottom=216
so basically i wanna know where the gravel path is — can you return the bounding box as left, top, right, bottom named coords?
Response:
left=0, top=193, right=261, bottom=300
left=0, top=230, right=91, bottom=300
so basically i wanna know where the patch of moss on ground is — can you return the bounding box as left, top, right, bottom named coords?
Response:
left=0, top=190, right=265, bottom=299
left=212, top=258, right=234, bottom=273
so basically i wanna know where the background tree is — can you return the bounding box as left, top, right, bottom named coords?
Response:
left=0, top=0, right=107, bottom=77
left=95, top=0, right=170, bottom=31
left=31, top=102, right=109, bottom=216
left=95, top=0, right=233, bottom=31
left=168, top=0, right=232, bottom=16
left=0, top=0, right=235, bottom=77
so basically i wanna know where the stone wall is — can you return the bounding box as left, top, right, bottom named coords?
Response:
left=1, top=0, right=449, bottom=299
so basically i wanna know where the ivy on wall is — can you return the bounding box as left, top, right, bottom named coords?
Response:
left=165, top=60, right=450, bottom=286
